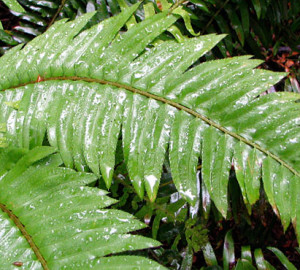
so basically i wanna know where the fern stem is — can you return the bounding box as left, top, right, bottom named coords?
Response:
left=159, top=180, right=174, bottom=188
left=202, top=0, right=230, bottom=33
left=47, top=0, right=69, bottom=29
left=0, top=203, right=49, bottom=269
left=169, top=0, right=187, bottom=12
left=4, top=76, right=299, bottom=178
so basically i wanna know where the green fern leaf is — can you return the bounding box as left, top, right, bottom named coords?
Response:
left=0, top=7, right=299, bottom=240
left=0, top=146, right=165, bottom=269
left=2, top=0, right=25, bottom=12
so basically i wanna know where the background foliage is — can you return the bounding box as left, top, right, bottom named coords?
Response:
left=0, top=0, right=299, bottom=269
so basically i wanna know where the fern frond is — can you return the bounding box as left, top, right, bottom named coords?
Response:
left=0, top=7, right=299, bottom=240
left=0, top=146, right=165, bottom=268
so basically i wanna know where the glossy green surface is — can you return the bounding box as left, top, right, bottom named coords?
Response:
left=0, top=147, right=165, bottom=269
left=267, top=247, right=297, bottom=270
left=199, top=233, right=296, bottom=269
left=202, top=242, right=218, bottom=266
left=0, top=6, right=299, bottom=240
left=223, top=230, right=235, bottom=270
left=254, top=249, right=276, bottom=270
left=235, top=259, right=256, bottom=270
left=2, top=0, right=25, bottom=12
left=241, top=246, right=252, bottom=264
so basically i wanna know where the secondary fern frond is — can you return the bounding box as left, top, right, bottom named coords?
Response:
left=0, top=146, right=165, bottom=268
left=0, top=6, right=299, bottom=241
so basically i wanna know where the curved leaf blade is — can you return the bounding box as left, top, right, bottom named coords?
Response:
left=267, top=247, right=297, bottom=270
left=2, top=0, right=25, bottom=12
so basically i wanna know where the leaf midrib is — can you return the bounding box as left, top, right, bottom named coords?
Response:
left=3, top=76, right=299, bottom=177
left=0, top=202, right=49, bottom=269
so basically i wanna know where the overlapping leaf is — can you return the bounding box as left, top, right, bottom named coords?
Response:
left=0, top=0, right=124, bottom=55
left=0, top=146, right=164, bottom=269
left=0, top=5, right=299, bottom=240
left=201, top=232, right=297, bottom=269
